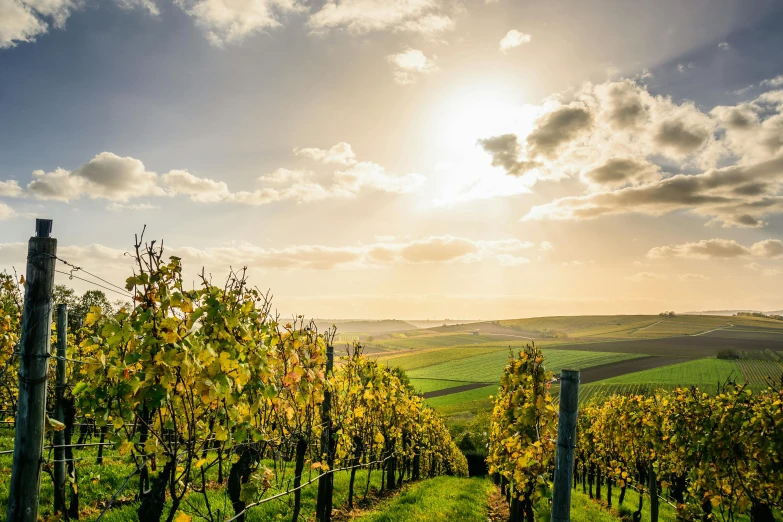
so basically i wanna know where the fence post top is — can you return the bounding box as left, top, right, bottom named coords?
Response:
left=35, top=219, right=53, bottom=238
left=560, top=369, right=580, bottom=382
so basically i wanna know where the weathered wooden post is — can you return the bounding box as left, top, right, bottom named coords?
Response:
left=7, top=219, right=57, bottom=522
left=551, top=369, right=580, bottom=522
left=53, top=304, right=68, bottom=516
left=649, top=463, right=659, bottom=522
left=316, top=343, right=335, bottom=522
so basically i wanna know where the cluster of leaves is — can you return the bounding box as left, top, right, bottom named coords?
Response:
left=578, top=383, right=783, bottom=521
left=63, top=238, right=464, bottom=521
left=0, top=273, right=22, bottom=414
left=487, top=343, right=557, bottom=521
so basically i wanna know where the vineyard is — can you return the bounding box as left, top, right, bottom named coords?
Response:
left=0, top=224, right=467, bottom=522
left=487, top=343, right=783, bottom=522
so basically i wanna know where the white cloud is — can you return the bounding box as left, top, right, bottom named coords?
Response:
left=27, top=152, right=165, bottom=202
left=258, top=168, right=312, bottom=184
left=492, top=78, right=783, bottom=228
left=229, top=182, right=352, bottom=206
left=749, top=239, right=783, bottom=258
left=161, top=170, right=231, bottom=202
left=760, top=75, right=783, bottom=88
left=539, top=241, right=553, bottom=251
left=499, top=29, right=531, bottom=53
left=1, top=0, right=157, bottom=49
left=0, top=0, right=48, bottom=49
left=115, top=0, right=159, bottom=15
left=497, top=253, right=530, bottom=266
left=387, top=48, right=437, bottom=85
left=4, top=143, right=424, bottom=207
left=174, top=0, right=304, bottom=45
left=307, top=0, right=454, bottom=35
left=0, top=235, right=538, bottom=274
left=678, top=273, right=710, bottom=281
left=718, top=42, right=730, bottom=51
left=333, top=161, right=426, bottom=193
left=0, top=203, right=15, bottom=221
left=294, top=142, right=357, bottom=165
left=0, top=180, right=24, bottom=198
left=106, top=202, right=160, bottom=211
left=646, top=238, right=783, bottom=259
left=677, top=62, right=694, bottom=73
left=625, top=272, right=668, bottom=282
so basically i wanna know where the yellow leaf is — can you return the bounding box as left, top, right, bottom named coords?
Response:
left=45, top=416, right=66, bottom=433
left=85, top=311, right=100, bottom=327
left=174, top=513, right=192, bottom=522
left=214, top=424, right=228, bottom=442
left=195, top=458, right=207, bottom=469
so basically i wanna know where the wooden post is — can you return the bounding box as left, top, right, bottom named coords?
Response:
left=316, top=343, right=335, bottom=522
left=7, top=219, right=57, bottom=522
left=53, top=304, right=67, bottom=516
left=551, top=369, right=580, bottom=522
left=649, top=462, right=659, bottom=522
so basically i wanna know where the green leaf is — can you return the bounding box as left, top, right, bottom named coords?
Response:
left=72, top=382, right=90, bottom=396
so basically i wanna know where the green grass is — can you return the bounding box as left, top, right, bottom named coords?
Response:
left=355, top=476, right=493, bottom=522
left=410, top=378, right=472, bottom=393
left=376, top=345, right=510, bottom=372
left=408, top=349, right=641, bottom=384
left=738, top=358, right=783, bottom=385
left=0, top=426, right=387, bottom=521
left=426, top=385, right=498, bottom=409
left=599, top=357, right=740, bottom=386
left=546, top=488, right=624, bottom=522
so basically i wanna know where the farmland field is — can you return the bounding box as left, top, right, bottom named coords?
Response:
left=406, top=349, right=642, bottom=383
left=599, top=357, right=741, bottom=386
left=374, top=345, right=511, bottom=371
left=362, top=314, right=783, bottom=419
left=738, top=357, right=783, bottom=385
left=372, top=333, right=525, bottom=350
left=410, top=378, right=475, bottom=394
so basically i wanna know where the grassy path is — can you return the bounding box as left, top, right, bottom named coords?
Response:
left=354, top=476, right=493, bottom=522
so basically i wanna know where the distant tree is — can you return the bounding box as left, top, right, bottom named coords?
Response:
left=54, top=285, right=82, bottom=330
left=717, top=349, right=741, bottom=360
left=59, top=289, right=113, bottom=329
left=458, top=432, right=477, bottom=452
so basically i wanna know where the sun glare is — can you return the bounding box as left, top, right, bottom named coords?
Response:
left=431, top=81, right=535, bottom=152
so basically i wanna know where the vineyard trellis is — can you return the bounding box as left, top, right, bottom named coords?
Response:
left=0, top=220, right=468, bottom=522
left=489, top=343, right=783, bottom=522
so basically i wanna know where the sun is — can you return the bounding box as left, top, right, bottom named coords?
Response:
left=429, top=80, right=535, bottom=153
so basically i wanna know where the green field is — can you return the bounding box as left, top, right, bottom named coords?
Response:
left=425, top=385, right=498, bottom=409
left=599, top=358, right=740, bottom=386
left=407, top=349, right=641, bottom=383
left=376, top=345, right=511, bottom=371
left=357, top=315, right=783, bottom=421
left=410, top=378, right=474, bottom=393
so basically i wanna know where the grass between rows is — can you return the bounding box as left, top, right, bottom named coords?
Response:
left=0, top=425, right=388, bottom=522
left=355, top=476, right=493, bottom=522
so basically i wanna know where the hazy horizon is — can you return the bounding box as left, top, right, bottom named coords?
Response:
left=2, top=0, right=783, bottom=319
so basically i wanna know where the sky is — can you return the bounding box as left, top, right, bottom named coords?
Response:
left=1, top=0, right=783, bottom=319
